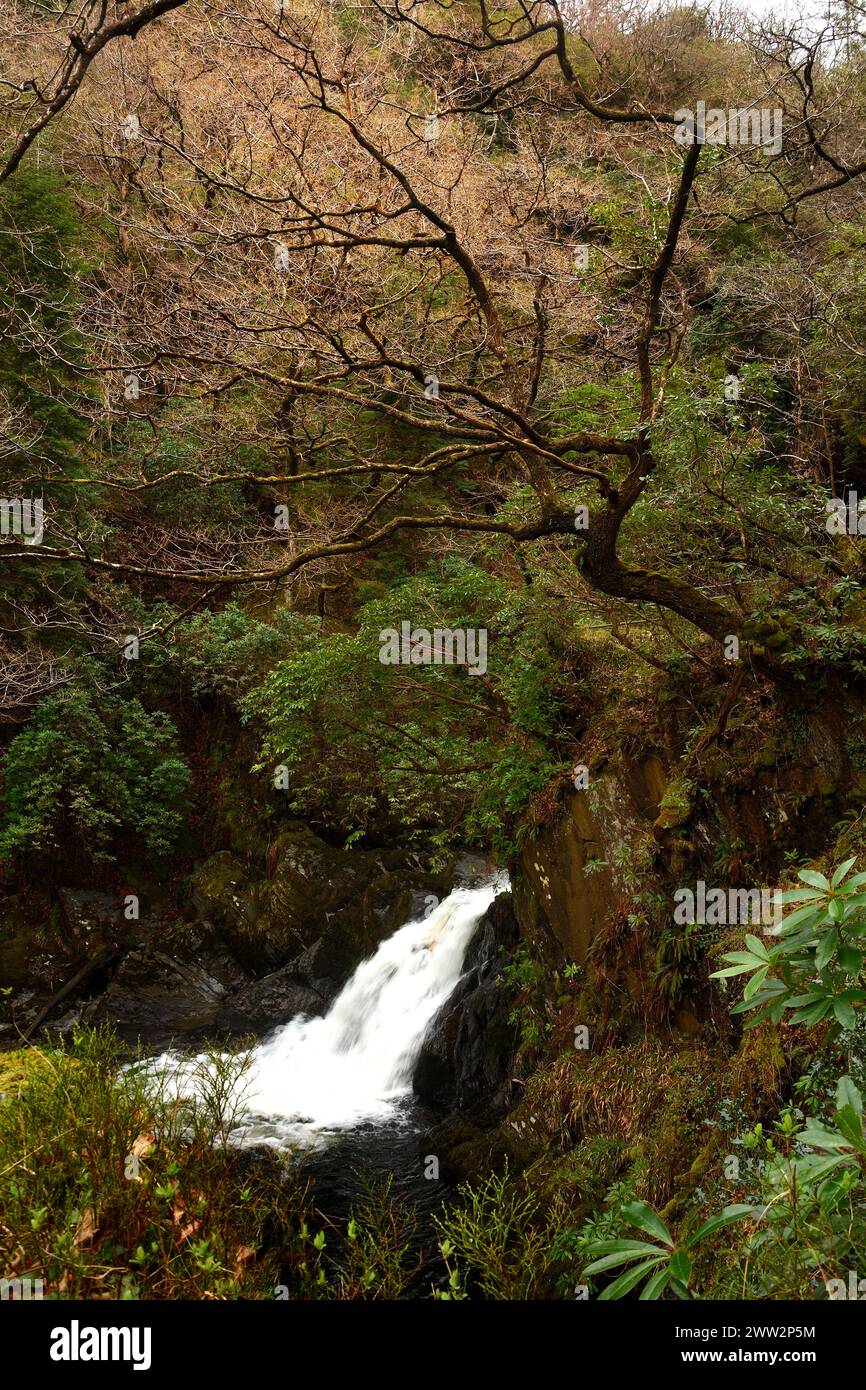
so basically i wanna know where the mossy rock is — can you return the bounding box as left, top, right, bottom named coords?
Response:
left=259, top=823, right=446, bottom=956
left=183, top=826, right=448, bottom=975
left=742, top=614, right=799, bottom=651
left=188, top=851, right=262, bottom=931
left=0, top=1046, right=55, bottom=1100
left=655, top=776, right=692, bottom=832
left=422, top=1114, right=531, bottom=1184
left=754, top=740, right=779, bottom=770
left=541, top=1135, right=627, bottom=1213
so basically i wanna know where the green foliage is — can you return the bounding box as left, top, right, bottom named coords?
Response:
left=696, top=860, right=866, bottom=1297
left=0, top=161, right=89, bottom=468
left=0, top=685, right=191, bottom=867
left=550, top=1176, right=638, bottom=1296
left=501, top=943, right=549, bottom=1049
left=501, top=942, right=544, bottom=992
left=243, top=561, right=559, bottom=851
left=798, top=1074, right=866, bottom=1171
left=322, top=1173, right=419, bottom=1299
left=581, top=1198, right=751, bottom=1300
left=175, top=603, right=318, bottom=701
left=433, top=1239, right=469, bottom=1300
left=711, top=858, right=866, bottom=1035
left=0, top=1027, right=303, bottom=1299
left=432, top=1168, right=556, bottom=1299
left=0, top=1026, right=420, bottom=1300
left=709, top=1078, right=866, bottom=1299
left=654, top=918, right=705, bottom=1008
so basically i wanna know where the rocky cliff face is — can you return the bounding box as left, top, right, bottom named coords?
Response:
left=413, top=892, right=520, bottom=1117
left=0, top=824, right=450, bottom=1048
left=510, top=694, right=857, bottom=972
left=410, top=691, right=865, bottom=1191
left=411, top=893, right=522, bottom=1192
left=512, top=755, right=665, bottom=963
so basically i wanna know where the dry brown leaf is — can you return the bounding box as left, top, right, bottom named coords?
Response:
left=130, top=1132, right=155, bottom=1159
left=233, top=1244, right=256, bottom=1277
left=171, top=1201, right=202, bottom=1243
left=74, top=1208, right=98, bottom=1246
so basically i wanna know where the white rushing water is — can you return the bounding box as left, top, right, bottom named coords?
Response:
left=149, top=875, right=505, bottom=1149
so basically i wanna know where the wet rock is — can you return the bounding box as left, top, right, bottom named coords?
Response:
left=0, top=895, right=64, bottom=999
left=59, top=889, right=128, bottom=943
left=48, top=1007, right=85, bottom=1037
left=0, top=986, right=39, bottom=1036
left=58, top=888, right=163, bottom=960
left=215, top=916, right=366, bottom=1033
left=462, top=892, right=519, bottom=974
left=292, top=920, right=357, bottom=1000
left=215, top=966, right=325, bottom=1034
left=93, top=949, right=233, bottom=1045
left=512, top=755, right=665, bottom=962
left=5, top=826, right=458, bottom=1047
left=413, top=975, right=517, bottom=1114
left=411, top=974, right=476, bottom=1107
left=452, top=853, right=496, bottom=890
left=189, top=851, right=261, bottom=925
left=187, top=827, right=448, bottom=976
left=420, top=1113, right=528, bottom=1185
left=254, top=824, right=448, bottom=967
left=413, top=892, right=519, bottom=1115
left=1, top=886, right=165, bottom=1034
left=188, top=852, right=264, bottom=939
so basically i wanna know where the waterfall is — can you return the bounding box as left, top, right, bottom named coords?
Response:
left=148, top=876, right=505, bottom=1149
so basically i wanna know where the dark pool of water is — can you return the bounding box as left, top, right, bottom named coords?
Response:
left=295, top=1095, right=451, bottom=1297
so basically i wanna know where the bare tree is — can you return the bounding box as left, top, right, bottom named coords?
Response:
left=1, top=0, right=864, bottom=675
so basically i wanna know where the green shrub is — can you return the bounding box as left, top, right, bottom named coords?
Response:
left=0, top=686, right=191, bottom=867
left=0, top=1028, right=306, bottom=1299
left=433, top=1168, right=557, bottom=1299
left=712, top=858, right=866, bottom=1034
left=174, top=603, right=317, bottom=701
left=0, top=1027, right=420, bottom=1301
left=243, top=560, right=559, bottom=851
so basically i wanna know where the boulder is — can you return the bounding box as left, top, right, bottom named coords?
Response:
left=257, top=823, right=431, bottom=962
left=512, top=755, right=665, bottom=962
left=59, top=889, right=126, bottom=941
left=186, top=826, right=449, bottom=976
left=215, top=967, right=325, bottom=1034
left=187, top=852, right=265, bottom=960
left=412, top=892, right=519, bottom=1116
left=410, top=973, right=477, bottom=1107
left=92, top=949, right=236, bottom=1046
left=291, top=919, right=358, bottom=1001
left=421, top=1112, right=535, bottom=1185
left=216, top=916, right=366, bottom=1033
left=5, top=826, right=457, bottom=1047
